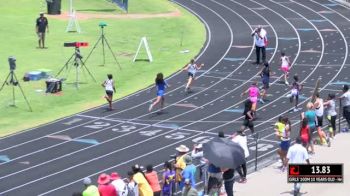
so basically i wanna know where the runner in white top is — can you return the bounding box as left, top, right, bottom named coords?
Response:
left=324, top=93, right=337, bottom=138
left=183, top=59, right=204, bottom=93
left=314, top=92, right=329, bottom=146
left=280, top=52, right=291, bottom=85
left=339, top=85, right=350, bottom=129
left=101, top=74, right=116, bottom=111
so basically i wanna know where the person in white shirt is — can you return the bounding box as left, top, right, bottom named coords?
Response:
left=110, top=172, right=128, bottom=196
left=339, top=85, right=350, bottom=130
left=280, top=52, right=291, bottom=85
left=284, top=137, right=310, bottom=196
left=251, top=26, right=268, bottom=65
left=231, top=130, right=249, bottom=183
left=183, top=59, right=204, bottom=93
left=191, top=144, right=208, bottom=190
left=101, top=74, right=116, bottom=111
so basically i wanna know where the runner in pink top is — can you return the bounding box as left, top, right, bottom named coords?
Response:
left=241, top=82, right=260, bottom=113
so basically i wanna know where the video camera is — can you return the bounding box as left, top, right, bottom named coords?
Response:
left=64, top=42, right=89, bottom=48
left=99, top=22, right=107, bottom=28
left=8, top=56, right=16, bottom=71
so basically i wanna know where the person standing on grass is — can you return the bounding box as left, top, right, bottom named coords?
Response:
left=280, top=52, right=291, bottom=85
left=301, top=102, right=316, bottom=154
left=145, top=165, right=161, bottom=196
left=149, top=73, right=169, bottom=112
left=290, top=75, right=303, bottom=112
left=36, top=12, right=49, bottom=48
left=324, top=93, right=337, bottom=138
left=102, top=74, right=116, bottom=111
left=314, top=92, right=329, bottom=146
left=231, top=130, right=249, bottom=183
left=251, top=26, right=268, bottom=65
left=284, top=137, right=310, bottom=196
left=183, top=59, right=204, bottom=93
left=259, top=62, right=272, bottom=103
left=339, top=84, right=350, bottom=130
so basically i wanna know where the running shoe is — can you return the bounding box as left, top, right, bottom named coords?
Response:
left=148, top=104, right=153, bottom=112
left=293, top=108, right=299, bottom=112
left=238, top=178, right=247, bottom=183
left=327, top=138, right=331, bottom=147
left=285, top=81, right=289, bottom=85
left=259, top=99, right=265, bottom=104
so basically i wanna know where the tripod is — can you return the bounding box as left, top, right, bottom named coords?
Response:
left=84, top=26, right=122, bottom=69
left=56, top=47, right=96, bottom=89
left=0, top=70, right=33, bottom=111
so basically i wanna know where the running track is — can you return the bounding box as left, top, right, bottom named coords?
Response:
left=1, top=0, right=350, bottom=195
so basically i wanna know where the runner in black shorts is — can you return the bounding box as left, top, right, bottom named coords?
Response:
left=241, top=99, right=254, bottom=134
left=259, top=62, right=272, bottom=104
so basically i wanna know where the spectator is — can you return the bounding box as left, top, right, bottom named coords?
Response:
left=284, top=137, right=310, bottom=196
left=110, top=172, right=128, bottom=196
left=191, top=144, right=208, bottom=190
left=132, top=164, right=153, bottom=196
left=232, top=130, right=249, bottom=183
left=324, top=93, right=337, bottom=137
left=127, top=171, right=139, bottom=196
left=181, top=179, right=198, bottom=196
left=314, top=92, right=328, bottom=146
left=181, top=155, right=196, bottom=189
left=251, top=25, right=267, bottom=65
left=207, top=163, right=222, bottom=195
left=145, top=165, right=161, bottom=196
left=98, top=173, right=117, bottom=196
left=82, top=177, right=100, bottom=196
left=174, top=145, right=189, bottom=189
left=300, top=118, right=310, bottom=148
left=162, top=161, right=176, bottom=196
left=301, top=102, right=316, bottom=154
left=222, top=168, right=235, bottom=196
left=339, top=84, right=350, bottom=130
left=35, top=12, right=49, bottom=48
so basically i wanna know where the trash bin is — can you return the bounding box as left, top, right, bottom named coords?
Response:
left=47, top=0, right=61, bottom=15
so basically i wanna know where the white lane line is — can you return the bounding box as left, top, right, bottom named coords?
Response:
left=186, top=0, right=304, bottom=133
left=0, top=0, right=278, bottom=191
left=0, top=0, right=237, bottom=152
left=0, top=0, right=238, bottom=179
left=0, top=0, right=214, bottom=141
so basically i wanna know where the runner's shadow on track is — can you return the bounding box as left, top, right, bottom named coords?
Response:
left=280, top=190, right=308, bottom=195
left=148, top=110, right=168, bottom=118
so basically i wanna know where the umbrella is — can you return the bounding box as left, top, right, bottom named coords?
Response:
left=203, top=138, right=246, bottom=169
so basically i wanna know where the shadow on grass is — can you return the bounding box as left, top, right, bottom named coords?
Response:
left=76, top=9, right=117, bottom=13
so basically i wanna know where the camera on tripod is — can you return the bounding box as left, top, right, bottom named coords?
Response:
left=9, top=56, right=16, bottom=71
left=99, top=22, right=107, bottom=28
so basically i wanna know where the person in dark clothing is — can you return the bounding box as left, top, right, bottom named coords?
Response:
left=259, top=62, right=272, bottom=103
left=241, top=99, right=254, bottom=133
left=36, top=12, right=49, bottom=48
left=222, top=168, right=235, bottom=196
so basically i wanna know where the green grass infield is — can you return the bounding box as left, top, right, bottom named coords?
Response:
left=0, top=0, right=205, bottom=136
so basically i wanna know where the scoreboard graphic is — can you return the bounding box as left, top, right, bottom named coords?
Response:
left=288, top=164, right=343, bottom=183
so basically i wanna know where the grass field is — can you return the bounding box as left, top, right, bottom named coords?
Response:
left=0, top=0, right=205, bottom=136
